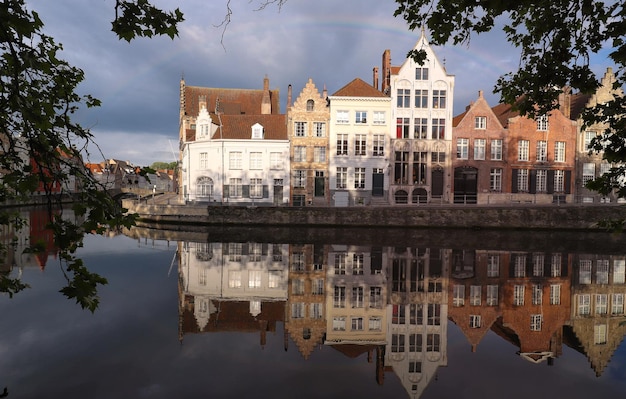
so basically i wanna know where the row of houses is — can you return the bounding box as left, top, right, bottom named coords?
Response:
left=178, top=32, right=621, bottom=206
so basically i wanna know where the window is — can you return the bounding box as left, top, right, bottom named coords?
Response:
left=370, top=287, right=383, bottom=308
left=306, top=99, right=314, bottom=111
left=578, top=294, right=591, bottom=315
left=393, top=304, right=406, bottom=324
left=249, top=152, right=262, bottom=170
left=394, top=151, right=409, bottom=184
left=530, top=315, right=542, bottom=331
left=197, top=176, right=213, bottom=197
left=293, top=146, right=306, bottom=162
left=414, top=118, right=427, bottom=139
left=397, top=117, right=410, bottom=138
left=487, top=255, right=500, bottom=277
left=353, top=253, right=364, bottom=274
left=291, top=252, right=305, bottom=271
left=518, top=140, right=529, bottom=161
left=594, top=324, right=607, bottom=345
left=295, top=121, right=307, bottom=137
left=413, top=152, right=427, bottom=185
left=314, top=122, right=326, bottom=137
left=536, top=170, right=547, bottom=192
left=409, top=334, right=422, bottom=352
left=311, top=303, right=323, bottom=319
left=199, top=152, right=208, bottom=169
left=351, top=317, right=363, bottom=331
left=409, top=304, right=423, bottom=325
left=373, top=135, right=385, bottom=156
left=427, top=303, right=441, bottom=325
left=490, top=168, right=502, bottom=192
left=369, top=317, right=382, bottom=331
left=453, top=285, right=465, bottom=307
left=432, top=151, right=446, bottom=164
left=596, top=294, right=608, bottom=315
left=514, top=255, right=526, bottom=277
left=352, top=287, right=364, bottom=308
left=354, top=134, right=366, bottom=156
left=583, top=163, right=595, bottom=186
left=536, top=114, right=549, bottom=131
left=228, top=270, right=241, bottom=288
left=432, top=118, right=445, bottom=139
left=355, top=111, right=367, bottom=124
left=533, top=254, right=544, bottom=276
left=270, top=152, right=282, bottom=169
left=334, top=253, right=346, bottom=275
left=415, top=89, right=428, bottom=108
left=312, top=279, right=324, bottom=295
left=470, top=285, right=481, bottom=306
left=333, top=317, right=346, bottom=331
left=597, top=260, right=609, bottom=284
left=229, top=178, right=242, bottom=198
left=293, top=170, right=306, bottom=188
left=249, top=270, right=262, bottom=288
left=457, top=138, right=469, bottom=159
left=470, top=315, right=481, bottom=328
left=333, top=286, right=346, bottom=308
left=229, top=151, right=242, bottom=169
left=612, top=293, right=624, bottom=315
left=551, top=254, right=562, bottom=276
left=514, top=285, right=524, bottom=306
left=427, top=333, right=440, bottom=352
left=584, top=130, right=596, bottom=149
left=554, top=141, right=566, bottom=162
left=579, top=260, right=592, bottom=284
left=336, top=110, right=349, bottom=124
left=415, top=67, right=429, bottom=80
left=554, top=170, right=565, bottom=192
left=474, top=139, right=486, bottom=160
left=314, top=146, right=326, bottom=163
left=397, top=89, right=410, bottom=108
left=491, top=139, right=503, bottom=160
left=392, top=334, right=405, bottom=352
left=615, top=260, right=626, bottom=284
left=532, top=284, right=542, bottom=305
left=250, top=178, right=263, bottom=198
left=517, top=169, right=529, bottom=192
left=354, top=168, right=366, bottom=189
left=475, top=116, right=486, bottom=129
left=432, top=90, right=446, bottom=108
left=487, top=285, right=498, bottom=306
left=550, top=284, right=561, bottom=305
left=336, top=134, right=348, bottom=155
left=336, top=167, right=347, bottom=189
left=228, top=243, right=242, bottom=262
left=373, top=111, right=386, bottom=125
left=536, top=141, right=547, bottom=161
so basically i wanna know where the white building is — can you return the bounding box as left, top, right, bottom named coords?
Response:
left=327, top=78, right=392, bottom=207
left=381, top=32, right=455, bottom=204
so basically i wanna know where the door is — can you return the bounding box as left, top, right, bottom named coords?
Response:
left=314, top=171, right=325, bottom=197
left=453, top=167, right=477, bottom=204
left=372, top=171, right=384, bottom=196
left=273, top=179, right=283, bottom=206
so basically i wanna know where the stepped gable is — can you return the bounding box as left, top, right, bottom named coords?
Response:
left=183, top=85, right=280, bottom=117
left=332, top=78, right=387, bottom=97
left=214, top=114, right=287, bottom=140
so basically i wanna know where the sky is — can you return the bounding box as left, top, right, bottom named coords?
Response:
left=25, top=0, right=616, bottom=167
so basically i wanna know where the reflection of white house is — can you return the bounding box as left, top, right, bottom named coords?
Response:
left=328, top=78, right=392, bottom=206
left=178, top=241, right=290, bottom=331
left=179, top=77, right=290, bottom=204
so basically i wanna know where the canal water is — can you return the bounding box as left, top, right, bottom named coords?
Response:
left=2, top=224, right=626, bottom=399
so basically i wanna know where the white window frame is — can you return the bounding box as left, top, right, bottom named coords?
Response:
left=474, top=138, right=486, bottom=160
left=354, top=167, right=365, bottom=189
left=229, top=151, right=242, bottom=170
left=491, top=139, right=503, bottom=160
left=250, top=178, right=263, bottom=199
left=313, top=146, right=326, bottom=163
left=293, top=146, right=306, bottom=162
left=474, top=116, right=486, bottom=129
left=536, top=140, right=547, bottom=161
left=457, top=138, right=469, bottom=159
left=336, top=167, right=347, bottom=189
left=518, top=140, right=529, bottom=161
left=536, top=114, right=549, bottom=131
left=249, top=152, right=262, bottom=170
left=355, top=111, right=367, bottom=124
left=229, top=178, right=242, bottom=198
left=373, top=111, right=386, bottom=125
left=336, top=110, right=349, bottom=124
left=314, top=122, right=326, bottom=137
left=555, top=141, right=566, bottom=162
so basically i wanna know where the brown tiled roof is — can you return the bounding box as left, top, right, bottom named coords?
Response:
left=213, top=114, right=287, bottom=140
left=183, top=85, right=280, bottom=117
left=452, top=110, right=468, bottom=127
left=332, top=78, right=387, bottom=97
left=491, top=100, right=522, bottom=128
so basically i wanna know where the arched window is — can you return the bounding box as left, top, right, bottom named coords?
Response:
left=412, top=188, right=428, bottom=203
left=197, top=176, right=214, bottom=198
left=395, top=190, right=408, bottom=204
left=306, top=99, right=314, bottom=111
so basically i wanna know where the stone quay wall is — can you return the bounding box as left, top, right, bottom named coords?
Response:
left=122, top=199, right=626, bottom=231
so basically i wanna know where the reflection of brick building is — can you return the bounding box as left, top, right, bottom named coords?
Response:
left=284, top=244, right=328, bottom=359
left=570, top=253, right=626, bottom=376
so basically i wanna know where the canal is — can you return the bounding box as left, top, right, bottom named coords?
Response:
left=1, top=223, right=626, bottom=398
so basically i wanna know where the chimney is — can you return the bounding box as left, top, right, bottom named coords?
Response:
left=198, top=95, right=207, bottom=112
left=287, top=84, right=292, bottom=109
left=373, top=67, right=379, bottom=91
left=261, top=75, right=271, bottom=114
left=381, top=49, right=391, bottom=94
left=323, top=84, right=328, bottom=100
left=559, top=87, right=571, bottom=119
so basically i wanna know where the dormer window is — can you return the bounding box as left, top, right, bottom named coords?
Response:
left=306, top=99, right=314, bottom=111
left=252, top=123, right=264, bottom=139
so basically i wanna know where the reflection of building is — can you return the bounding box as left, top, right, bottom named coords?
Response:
left=178, top=241, right=289, bottom=343
left=284, top=244, right=328, bottom=359
left=570, top=253, right=626, bottom=375
left=385, top=247, right=449, bottom=398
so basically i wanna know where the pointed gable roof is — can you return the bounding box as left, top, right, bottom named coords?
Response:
left=332, top=78, right=386, bottom=98
left=453, top=90, right=505, bottom=129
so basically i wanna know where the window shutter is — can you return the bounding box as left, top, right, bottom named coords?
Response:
left=529, top=170, right=537, bottom=194
left=223, top=243, right=230, bottom=255
left=263, top=185, right=269, bottom=198
left=223, top=185, right=229, bottom=198
left=565, top=170, right=572, bottom=194
left=547, top=170, right=555, bottom=193
left=242, top=185, right=250, bottom=198
left=511, top=169, right=518, bottom=193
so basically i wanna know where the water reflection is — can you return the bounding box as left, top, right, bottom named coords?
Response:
left=165, top=226, right=626, bottom=398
